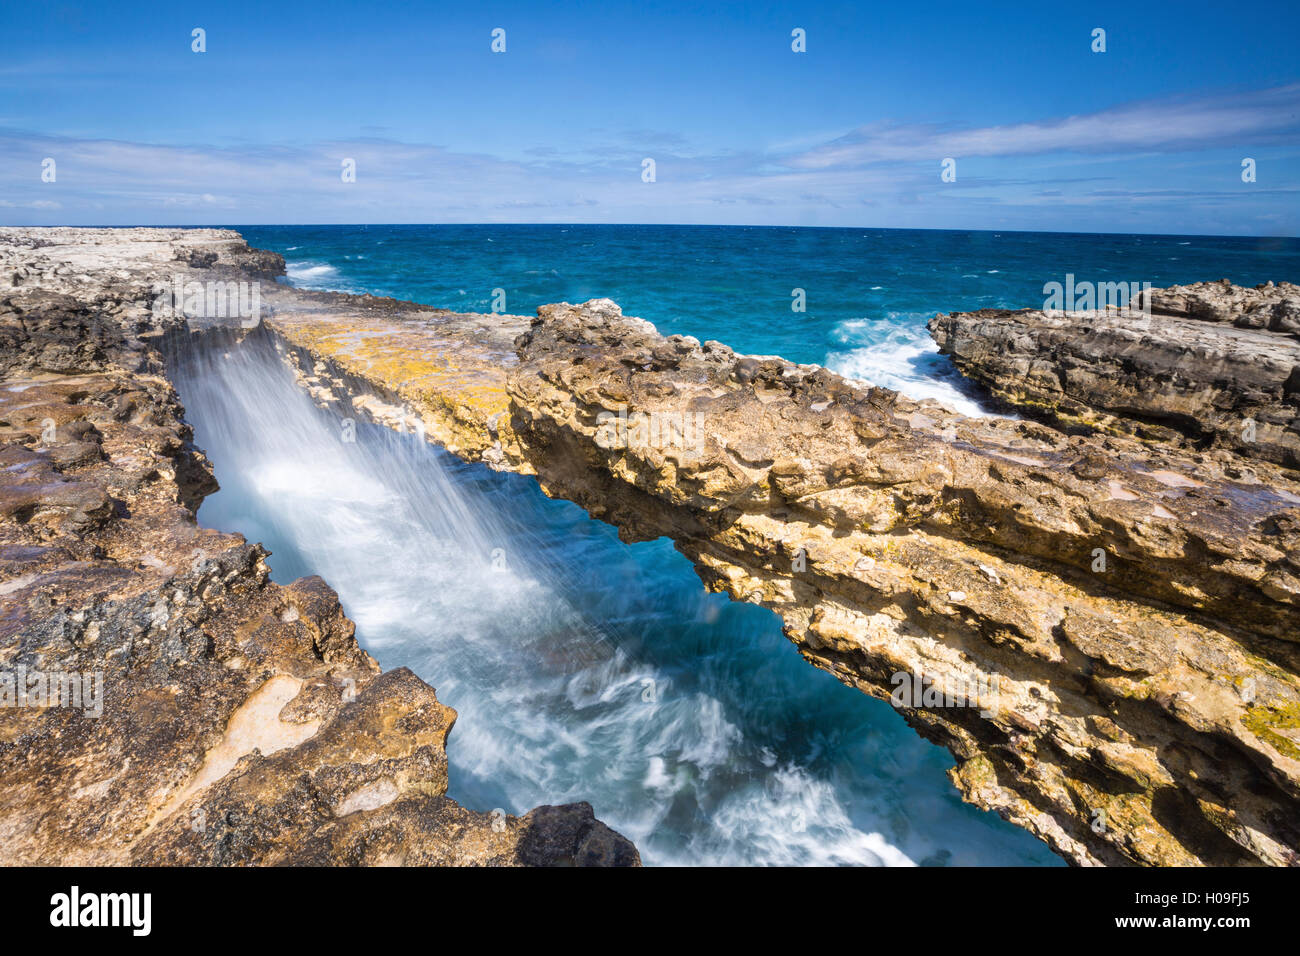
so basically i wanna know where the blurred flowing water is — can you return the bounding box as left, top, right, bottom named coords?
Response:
left=168, top=330, right=1063, bottom=866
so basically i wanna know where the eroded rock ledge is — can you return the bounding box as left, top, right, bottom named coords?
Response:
left=0, top=228, right=639, bottom=866
left=929, top=281, right=1300, bottom=470
left=5, top=228, right=1299, bottom=869
left=276, top=290, right=1300, bottom=867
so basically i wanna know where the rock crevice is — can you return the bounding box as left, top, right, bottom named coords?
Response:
left=0, top=228, right=639, bottom=867
left=6, top=227, right=1299, bottom=867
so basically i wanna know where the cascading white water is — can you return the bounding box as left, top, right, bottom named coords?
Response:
left=166, top=329, right=1061, bottom=867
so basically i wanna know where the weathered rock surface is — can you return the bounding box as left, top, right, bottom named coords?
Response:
left=928, top=280, right=1300, bottom=469
left=5, top=228, right=1300, bottom=869
left=275, top=290, right=1300, bottom=867
left=499, top=301, right=1300, bottom=867
left=0, top=228, right=639, bottom=867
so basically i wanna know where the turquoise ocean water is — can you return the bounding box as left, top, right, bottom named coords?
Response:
left=246, top=224, right=1300, bottom=416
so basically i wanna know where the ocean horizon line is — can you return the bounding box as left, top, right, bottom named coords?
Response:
left=7, top=222, right=1300, bottom=242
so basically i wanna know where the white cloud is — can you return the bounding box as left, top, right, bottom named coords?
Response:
left=0, top=198, right=62, bottom=209
left=0, top=82, right=1294, bottom=234
left=788, top=84, right=1300, bottom=169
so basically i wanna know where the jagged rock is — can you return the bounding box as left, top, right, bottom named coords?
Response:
left=928, top=281, right=1300, bottom=469
left=1146, top=279, right=1300, bottom=337
left=0, top=228, right=639, bottom=867
left=500, top=301, right=1300, bottom=866
left=273, top=289, right=1300, bottom=867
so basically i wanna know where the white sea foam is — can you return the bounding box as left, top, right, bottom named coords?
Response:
left=285, top=260, right=341, bottom=287
left=825, top=313, right=999, bottom=418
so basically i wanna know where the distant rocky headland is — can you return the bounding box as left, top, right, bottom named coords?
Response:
left=3, top=227, right=1298, bottom=867
left=930, top=280, right=1300, bottom=469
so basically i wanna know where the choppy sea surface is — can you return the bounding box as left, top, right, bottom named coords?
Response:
left=173, top=225, right=1297, bottom=866
left=246, top=224, right=1299, bottom=417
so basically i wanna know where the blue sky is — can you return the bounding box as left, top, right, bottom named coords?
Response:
left=1, top=0, right=1297, bottom=234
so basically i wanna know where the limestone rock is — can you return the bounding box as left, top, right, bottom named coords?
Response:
left=929, top=281, right=1300, bottom=469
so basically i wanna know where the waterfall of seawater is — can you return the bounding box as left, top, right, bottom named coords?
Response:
left=166, top=330, right=1061, bottom=867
